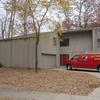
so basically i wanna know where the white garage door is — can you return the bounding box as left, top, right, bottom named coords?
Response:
left=41, top=54, right=56, bottom=68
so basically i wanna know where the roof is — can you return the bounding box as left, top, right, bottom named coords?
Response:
left=77, top=53, right=100, bottom=56
left=0, top=27, right=100, bottom=41
left=63, top=28, right=93, bottom=34
left=0, top=31, right=55, bottom=41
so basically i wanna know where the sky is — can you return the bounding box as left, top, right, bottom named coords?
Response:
left=0, top=0, right=66, bottom=34
left=0, top=0, right=7, bottom=18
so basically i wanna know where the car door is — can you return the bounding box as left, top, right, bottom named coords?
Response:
left=80, top=56, right=89, bottom=68
left=81, top=56, right=95, bottom=69
left=71, top=55, right=81, bottom=68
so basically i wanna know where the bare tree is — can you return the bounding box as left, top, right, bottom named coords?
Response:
left=72, top=0, right=100, bottom=28
left=0, top=15, right=8, bottom=39
left=15, top=0, right=53, bottom=72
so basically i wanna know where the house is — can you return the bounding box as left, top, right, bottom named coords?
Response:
left=60, top=27, right=100, bottom=65
left=0, top=27, right=100, bottom=68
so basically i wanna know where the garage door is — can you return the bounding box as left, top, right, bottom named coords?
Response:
left=41, top=54, right=56, bottom=68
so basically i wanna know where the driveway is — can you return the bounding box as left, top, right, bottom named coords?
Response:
left=70, top=69, right=100, bottom=78
left=55, top=68, right=100, bottom=78
left=86, top=72, right=100, bottom=78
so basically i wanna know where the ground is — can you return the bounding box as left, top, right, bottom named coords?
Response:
left=0, top=67, right=100, bottom=96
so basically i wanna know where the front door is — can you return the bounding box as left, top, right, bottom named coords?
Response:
left=60, top=54, right=69, bottom=66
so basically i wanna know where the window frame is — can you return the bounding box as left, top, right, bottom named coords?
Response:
left=82, top=56, right=89, bottom=61
left=53, top=37, right=57, bottom=46
left=60, top=38, right=70, bottom=47
left=71, top=55, right=80, bottom=60
left=97, top=39, right=100, bottom=48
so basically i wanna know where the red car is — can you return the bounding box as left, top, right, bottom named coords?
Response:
left=64, top=54, right=100, bottom=72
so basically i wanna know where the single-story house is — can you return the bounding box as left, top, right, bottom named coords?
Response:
left=0, top=27, right=100, bottom=68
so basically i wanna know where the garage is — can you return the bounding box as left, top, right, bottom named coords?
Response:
left=40, top=53, right=56, bottom=68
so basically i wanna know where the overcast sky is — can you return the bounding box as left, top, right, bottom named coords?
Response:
left=0, top=0, right=6, bottom=17
left=0, top=0, right=66, bottom=33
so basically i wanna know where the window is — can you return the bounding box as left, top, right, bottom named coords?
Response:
left=60, top=38, right=69, bottom=47
left=97, top=39, right=100, bottom=47
left=71, top=55, right=80, bottom=60
left=94, top=57, right=100, bottom=60
left=53, top=37, right=57, bottom=46
left=83, top=56, right=89, bottom=61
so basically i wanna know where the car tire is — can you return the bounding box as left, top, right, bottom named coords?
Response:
left=98, top=66, right=100, bottom=72
left=66, top=64, right=72, bottom=70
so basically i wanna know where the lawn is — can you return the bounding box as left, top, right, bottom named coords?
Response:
left=0, top=67, right=100, bottom=96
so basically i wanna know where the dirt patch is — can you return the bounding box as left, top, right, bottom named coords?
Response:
left=0, top=67, right=100, bottom=96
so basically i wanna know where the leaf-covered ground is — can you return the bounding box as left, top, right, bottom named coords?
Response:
left=0, top=67, right=100, bottom=96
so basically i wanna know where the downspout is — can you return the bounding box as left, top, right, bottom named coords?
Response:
left=92, top=28, right=97, bottom=53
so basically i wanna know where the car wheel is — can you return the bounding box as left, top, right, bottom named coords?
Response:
left=98, top=66, right=100, bottom=72
left=66, top=65, right=72, bottom=70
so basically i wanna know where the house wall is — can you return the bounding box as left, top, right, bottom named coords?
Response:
left=38, top=33, right=59, bottom=68
left=60, top=31, right=93, bottom=57
left=39, top=33, right=57, bottom=54
left=0, top=41, right=11, bottom=66
left=0, top=38, right=35, bottom=68
left=0, top=32, right=59, bottom=68
left=11, top=38, right=35, bottom=68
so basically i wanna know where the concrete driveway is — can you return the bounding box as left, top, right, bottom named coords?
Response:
left=69, top=68, right=100, bottom=78
left=56, top=68, right=100, bottom=78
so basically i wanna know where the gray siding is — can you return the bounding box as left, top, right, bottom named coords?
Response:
left=0, top=33, right=58, bottom=68
left=40, top=54, right=56, bottom=68
left=11, top=38, right=35, bottom=68
left=60, top=32, right=93, bottom=56
left=0, top=41, right=11, bottom=66
left=39, top=34, right=57, bottom=54
left=0, top=38, right=35, bottom=68
left=38, top=33, right=58, bottom=68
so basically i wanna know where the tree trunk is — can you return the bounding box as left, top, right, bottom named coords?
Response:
left=35, top=32, right=39, bottom=72
left=1, top=22, right=4, bottom=39
left=8, top=12, right=13, bottom=38
left=11, top=12, right=16, bottom=37
left=23, top=12, right=27, bottom=35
